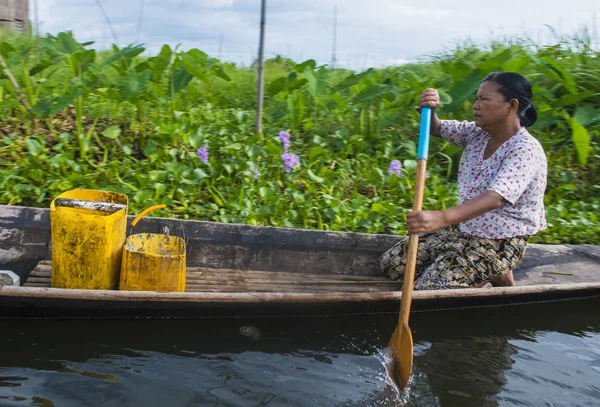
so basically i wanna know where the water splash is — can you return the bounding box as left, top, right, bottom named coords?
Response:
left=375, top=348, right=412, bottom=406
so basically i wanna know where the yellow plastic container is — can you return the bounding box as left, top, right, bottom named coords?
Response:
left=50, top=189, right=128, bottom=290
left=119, top=233, right=186, bottom=292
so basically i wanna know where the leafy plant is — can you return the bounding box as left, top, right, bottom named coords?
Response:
left=0, top=30, right=597, bottom=244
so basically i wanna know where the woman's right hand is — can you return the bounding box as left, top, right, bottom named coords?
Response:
left=416, top=88, right=441, bottom=113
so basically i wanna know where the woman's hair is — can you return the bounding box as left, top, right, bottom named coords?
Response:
left=482, top=72, right=537, bottom=127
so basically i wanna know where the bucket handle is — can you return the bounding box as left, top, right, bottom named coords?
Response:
left=131, top=204, right=167, bottom=228
left=129, top=204, right=186, bottom=246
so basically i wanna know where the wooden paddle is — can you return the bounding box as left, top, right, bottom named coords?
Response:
left=389, top=106, right=432, bottom=390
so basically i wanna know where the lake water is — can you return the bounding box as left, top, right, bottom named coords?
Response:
left=1, top=297, right=599, bottom=406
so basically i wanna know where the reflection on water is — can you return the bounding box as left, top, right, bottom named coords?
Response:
left=0, top=297, right=599, bottom=406
left=414, top=336, right=516, bottom=407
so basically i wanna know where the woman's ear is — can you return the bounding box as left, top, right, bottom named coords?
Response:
left=510, top=98, right=520, bottom=111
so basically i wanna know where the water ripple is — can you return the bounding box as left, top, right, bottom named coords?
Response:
left=0, top=298, right=599, bottom=406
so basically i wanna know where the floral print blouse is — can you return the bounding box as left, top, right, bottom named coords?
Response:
left=440, top=120, right=547, bottom=239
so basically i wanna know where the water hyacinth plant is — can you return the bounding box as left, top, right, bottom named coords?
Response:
left=279, top=131, right=291, bottom=151
left=278, top=130, right=300, bottom=173
left=281, top=152, right=301, bottom=173
left=0, top=30, right=598, bottom=243
left=197, top=146, right=209, bottom=163
left=389, top=160, right=403, bottom=177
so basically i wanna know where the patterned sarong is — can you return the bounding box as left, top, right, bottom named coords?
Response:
left=379, top=226, right=528, bottom=290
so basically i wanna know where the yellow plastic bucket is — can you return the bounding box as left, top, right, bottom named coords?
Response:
left=50, top=189, right=128, bottom=290
left=119, top=233, right=186, bottom=292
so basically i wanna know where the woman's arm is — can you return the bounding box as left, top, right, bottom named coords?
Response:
left=430, top=113, right=442, bottom=137
left=418, top=88, right=442, bottom=137
left=407, top=190, right=505, bottom=234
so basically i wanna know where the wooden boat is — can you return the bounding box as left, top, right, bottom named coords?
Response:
left=1, top=204, right=599, bottom=318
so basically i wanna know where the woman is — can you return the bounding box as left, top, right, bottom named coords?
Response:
left=380, top=72, right=547, bottom=290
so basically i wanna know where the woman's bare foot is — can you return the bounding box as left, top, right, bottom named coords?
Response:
left=491, top=269, right=515, bottom=287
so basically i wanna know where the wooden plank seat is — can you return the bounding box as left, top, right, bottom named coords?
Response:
left=23, top=261, right=401, bottom=293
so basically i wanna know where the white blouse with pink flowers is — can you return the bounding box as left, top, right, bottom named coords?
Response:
left=440, top=120, right=547, bottom=239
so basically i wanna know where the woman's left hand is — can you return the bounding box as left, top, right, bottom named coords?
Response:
left=407, top=210, right=447, bottom=234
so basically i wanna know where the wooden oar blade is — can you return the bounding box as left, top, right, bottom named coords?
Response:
left=388, top=322, right=413, bottom=390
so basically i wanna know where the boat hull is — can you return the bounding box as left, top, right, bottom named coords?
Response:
left=1, top=204, right=600, bottom=319
left=2, top=282, right=600, bottom=318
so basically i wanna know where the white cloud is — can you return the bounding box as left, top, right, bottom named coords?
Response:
left=384, top=58, right=412, bottom=67
left=33, top=0, right=600, bottom=69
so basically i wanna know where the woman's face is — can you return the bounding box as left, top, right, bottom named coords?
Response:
left=473, top=81, right=512, bottom=129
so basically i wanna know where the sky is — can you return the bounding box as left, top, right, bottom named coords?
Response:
left=34, top=0, right=599, bottom=70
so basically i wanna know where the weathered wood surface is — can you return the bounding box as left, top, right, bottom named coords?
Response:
left=0, top=205, right=50, bottom=280
left=4, top=282, right=600, bottom=303
left=1, top=203, right=600, bottom=318
left=512, top=244, right=600, bottom=285
left=2, top=204, right=599, bottom=284
left=20, top=252, right=600, bottom=292
left=23, top=262, right=401, bottom=293
left=4, top=249, right=600, bottom=318
left=2, top=281, right=600, bottom=319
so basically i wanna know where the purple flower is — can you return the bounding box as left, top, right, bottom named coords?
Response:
left=279, top=131, right=291, bottom=151
left=281, top=152, right=300, bottom=173
left=388, top=160, right=403, bottom=177
left=197, top=146, right=208, bottom=163
left=426, top=171, right=430, bottom=179
left=247, top=168, right=259, bottom=180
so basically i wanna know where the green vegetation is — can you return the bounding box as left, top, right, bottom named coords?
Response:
left=0, top=31, right=598, bottom=244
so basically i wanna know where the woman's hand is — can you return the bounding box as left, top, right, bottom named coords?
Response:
left=407, top=210, right=447, bottom=234
left=416, top=88, right=441, bottom=113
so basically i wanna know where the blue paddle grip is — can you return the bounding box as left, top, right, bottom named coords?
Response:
left=417, top=107, right=432, bottom=160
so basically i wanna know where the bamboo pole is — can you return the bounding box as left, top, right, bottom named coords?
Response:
left=331, top=6, right=337, bottom=70
left=592, top=11, right=598, bottom=51
left=255, top=0, right=266, bottom=137
left=136, top=0, right=145, bottom=44
left=34, top=0, right=40, bottom=62
left=0, top=52, right=30, bottom=109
